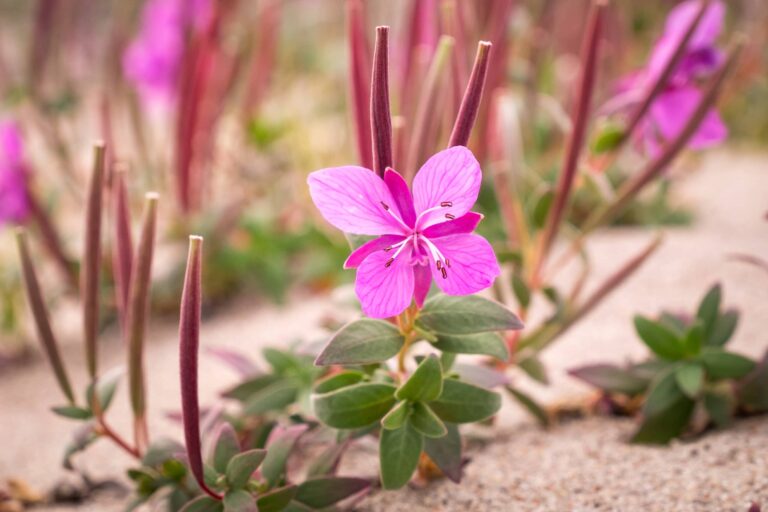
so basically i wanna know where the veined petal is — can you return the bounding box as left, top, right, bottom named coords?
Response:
left=413, top=262, right=431, bottom=308
left=308, top=166, right=408, bottom=236
left=355, top=245, right=415, bottom=319
left=344, top=234, right=405, bottom=269
left=427, top=234, right=499, bottom=296
left=412, top=146, right=482, bottom=229
left=422, top=212, right=483, bottom=239
left=384, top=168, right=416, bottom=227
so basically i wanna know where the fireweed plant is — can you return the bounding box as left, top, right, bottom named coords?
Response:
left=570, top=284, right=768, bottom=444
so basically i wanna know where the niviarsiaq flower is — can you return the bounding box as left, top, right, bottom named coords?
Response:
left=0, top=120, right=29, bottom=227
left=123, top=0, right=210, bottom=108
left=308, top=146, right=500, bottom=319
left=606, top=0, right=727, bottom=156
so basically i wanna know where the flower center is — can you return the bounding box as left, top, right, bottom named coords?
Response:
left=379, top=200, right=455, bottom=278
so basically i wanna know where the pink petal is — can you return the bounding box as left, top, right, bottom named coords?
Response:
left=428, top=234, right=500, bottom=296
left=422, top=212, right=483, bottom=239
left=650, top=87, right=726, bottom=148
left=665, top=0, right=724, bottom=50
left=384, top=168, right=416, bottom=227
left=344, top=234, right=405, bottom=269
left=355, top=245, right=414, bottom=318
left=412, top=147, right=482, bottom=229
left=308, top=166, right=408, bottom=236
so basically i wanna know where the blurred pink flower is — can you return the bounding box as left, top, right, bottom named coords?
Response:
left=308, top=146, right=500, bottom=319
left=0, top=120, right=29, bottom=226
left=606, top=0, right=727, bottom=156
left=123, top=0, right=210, bottom=108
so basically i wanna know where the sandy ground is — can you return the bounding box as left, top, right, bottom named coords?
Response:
left=1, top=149, right=767, bottom=511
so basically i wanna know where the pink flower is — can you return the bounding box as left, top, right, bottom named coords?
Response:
left=0, top=121, right=29, bottom=226
left=123, top=0, right=210, bottom=108
left=606, top=0, right=727, bottom=156
left=308, top=146, right=500, bottom=319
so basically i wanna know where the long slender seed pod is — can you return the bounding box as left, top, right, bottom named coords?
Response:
left=126, top=193, right=158, bottom=453
left=534, top=1, right=606, bottom=280
left=582, top=41, right=741, bottom=233
left=346, top=0, right=373, bottom=170
left=83, top=142, right=106, bottom=379
left=15, top=228, right=75, bottom=404
left=370, top=26, right=393, bottom=177
left=448, top=41, right=492, bottom=148
left=179, top=236, right=222, bottom=500
left=112, top=168, right=133, bottom=334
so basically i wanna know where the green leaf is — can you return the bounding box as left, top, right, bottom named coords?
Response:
left=428, top=379, right=501, bottom=423
left=683, top=323, right=704, bottom=355
left=313, top=371, right=365, bottom=394
left=315, top=319, right=405, bottom=366
left=423, top=423, right=462, bottom=483
left=736, top=350, right=768, bottom=413
left=531, top=189, right=553, bottom=229
left=242, top=379, right=300, bottom=415
left=142, top=438, right=185, bottom=466
left=518, top=355, right=549, bottom=384
left=409, top=402, right=447, bottom=438
left=506, top=386, right=549, bottom=426
left=313, top=383, right=396, bottom=429
left=590, top=122, right=625, bottom=154
left=212, top=424, right=240, bottom=474
left=381, top=401, right=410, bottom=430
left=643, top=368, right=684, bottom=417
left=396, top=355, right=443, bottom=402
left=704, top=390, right=734, bottom=428
left=256, top=485, right=297, bottom=512
left=305, top=442, right=348, bottom=478
left=379, top=423, right=423, bottom=490
left=179, top=496, right=224, bottom=512
left=226, top=449, right=267, bottom=489
left=86, top=366, right=123, bottom=412
left=706, top=310, right=739, bottom=347
left=294, top=476, right=370, bottom=508
left=432, top=332, right=509, bottom=360
left=222, top=375, right=283, bottom=402
left=675, top=363, right=704, bottom=399
left=699, top=349, right=756, bottom=380
left=261, top=425, right=307, bottom=487
left=568, top=364, right=649, bottom=395
left=51, top=405, right=92, bottom=420
left=263, top=348, right=301, bottom=374
left=631, top=395, right=695, bottom=445
left=223, top=490, right=257, bottom=512
left=696, top=283, right=721, bottom=334
left=511, top=273, right=531, bottom=309
left=633, top=316, right=686, bottom=360
left=416, top=295, right=523, bottom=335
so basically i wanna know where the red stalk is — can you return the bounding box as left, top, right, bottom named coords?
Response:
left=534, top=0, right=605, bottom=281
left=243, top=0, right=282, bottom=120
left=179, top=236, right=222, bottom=500
left=448, top=41, right=492, bottom=148
left=112, top=169, right=133, bottom=334
left=370, top=26, right=393, bottom=178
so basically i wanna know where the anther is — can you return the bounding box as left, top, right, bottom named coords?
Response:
left=440, top=201, right=453, bottom=207
left=445, top=259, right=451, bottom=268
left=384, top=246, right=393, bottom=252
left=440, top=268, right=448, bottom=279
left=445, top=213, right=455, bottom=220
left=384, top=258, right=394, bottom=268
left=380, top=201, right=390, bottom=210
left=436, top=261, right=443, bottom=270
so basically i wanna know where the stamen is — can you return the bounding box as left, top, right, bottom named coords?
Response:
left=381, top=202, right=412, bottom=232
left=382, top=237, right=411, bottom=268
left=415, top=202, right=453, bottom=227
left=440, top=268, right=448, bottom=279
left=445, top=259, right=451, bottom=268
left=440, top=201, right=453, bottom=207
left=380, top=201, right=390, bottom=210
left=436, top=260, right=443, bottom=270
left=385, top=258, right=394, bottom=268
left=445, top=213, right=456, bottom=220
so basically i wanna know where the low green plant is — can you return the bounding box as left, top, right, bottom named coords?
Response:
left=571, top=284, right=768, bottom=444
